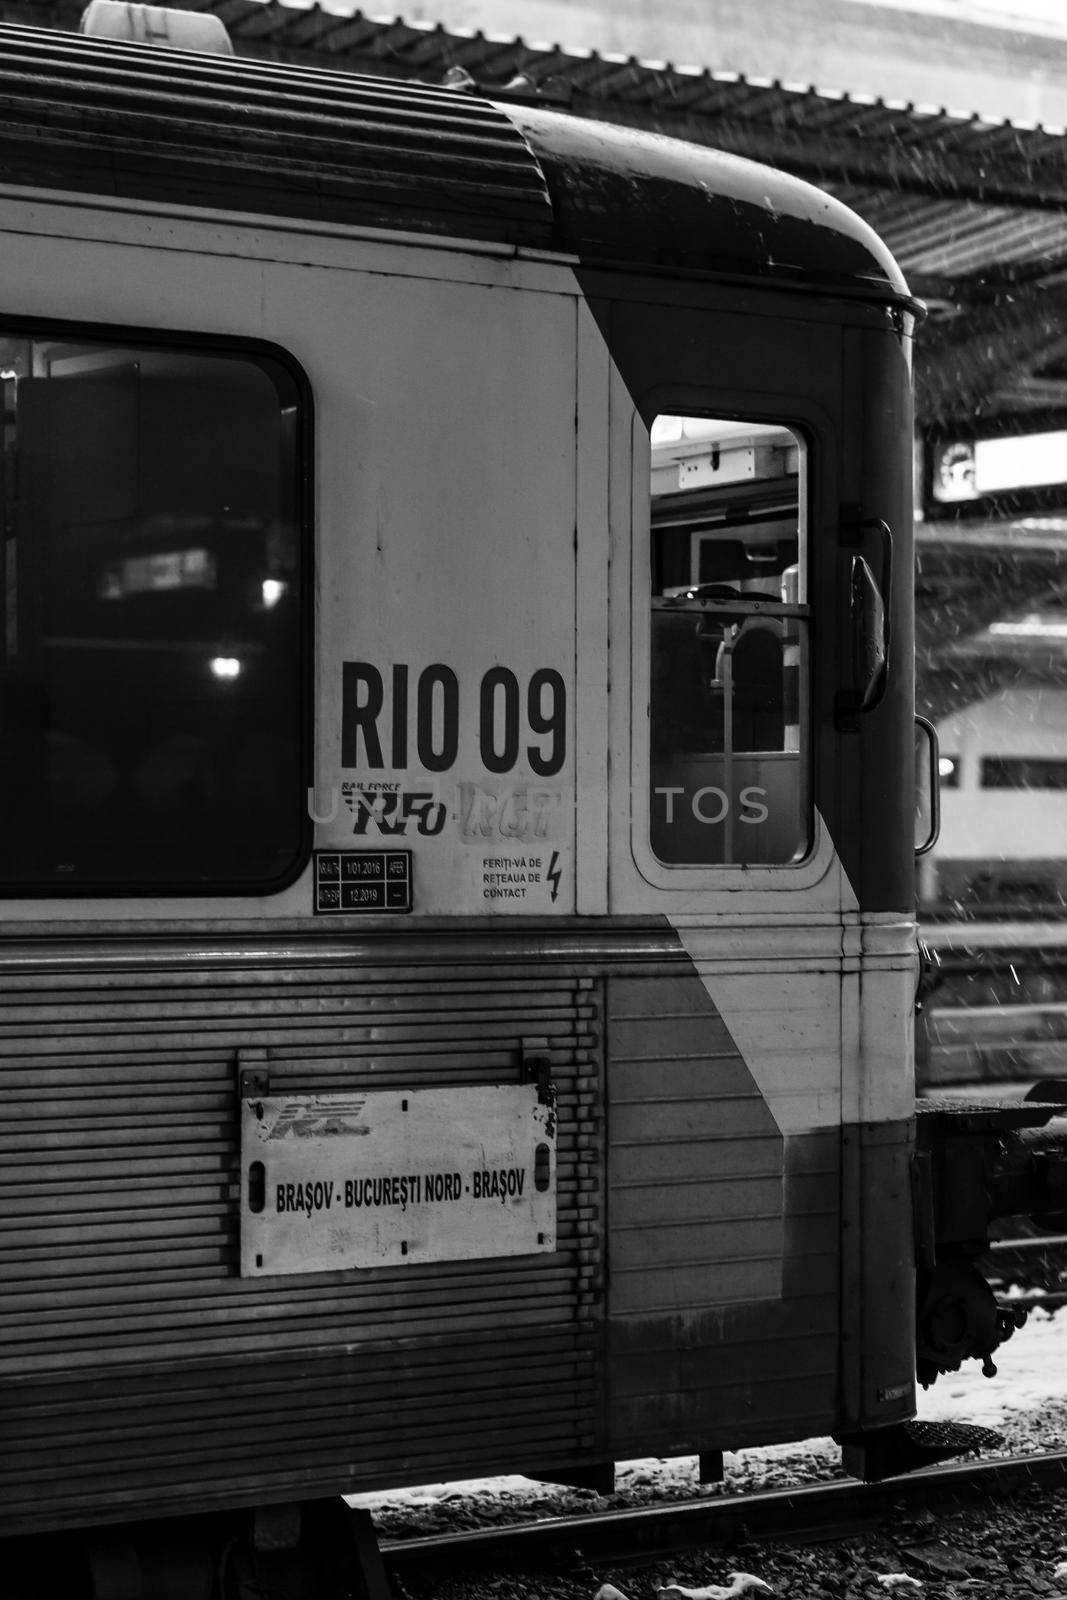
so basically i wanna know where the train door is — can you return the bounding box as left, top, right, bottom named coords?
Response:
left=581, top=281, right=918, bottom=1451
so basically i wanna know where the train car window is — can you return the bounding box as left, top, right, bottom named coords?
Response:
left=648, top=416, right=810, bottom=866
left=0, top=329, right=304, bottom=892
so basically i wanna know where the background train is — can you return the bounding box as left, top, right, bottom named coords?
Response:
left=1, top=8, right=1065, bottom=1597
left=915, top=687, right=1067, bottom=1088
left=919, top=685, right=1067, bottom=914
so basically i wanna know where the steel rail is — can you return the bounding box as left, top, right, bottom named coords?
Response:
left=379, top=1451, right=1067, bottom=1577
left=986, top=1233, right=1067, bottom=1307
left=990, top=1233, right=1067, bottom=1251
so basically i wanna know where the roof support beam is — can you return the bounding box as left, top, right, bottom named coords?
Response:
left=914, top=290, right=1067, bottom=427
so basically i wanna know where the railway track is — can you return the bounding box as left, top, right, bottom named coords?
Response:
left=379, top=1451, right=1067, bottom=1589
left=987, top=1232, right=1067, bottom=1310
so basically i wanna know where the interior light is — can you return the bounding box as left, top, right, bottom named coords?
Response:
left=261, top=578, right=286, bottom=609
left=210, top=656, right=242, bottom=680
left=938, top=756, right=957, bottom=779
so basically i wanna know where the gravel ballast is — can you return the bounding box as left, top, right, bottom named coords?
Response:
left=357, top=1310, right=1067, bottom=1599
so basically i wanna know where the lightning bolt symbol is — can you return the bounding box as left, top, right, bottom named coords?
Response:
left=546, top=850, right=561, bottom=904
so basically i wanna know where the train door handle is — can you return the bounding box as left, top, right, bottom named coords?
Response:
left=914, top=714, right=941, bottom=856
left=836, top=517, right=892, bottom=719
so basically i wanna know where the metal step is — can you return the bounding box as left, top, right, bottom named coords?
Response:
left=839, top=1420, right=1004, bottom=1482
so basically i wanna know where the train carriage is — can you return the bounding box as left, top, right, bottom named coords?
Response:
left=0, top=6, right=939, bottom=1574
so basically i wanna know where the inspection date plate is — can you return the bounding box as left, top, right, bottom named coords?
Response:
left=313, top=849, right=412, bottom=913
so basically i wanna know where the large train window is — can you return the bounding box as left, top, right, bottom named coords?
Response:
left=0, top=327, right=305, bottom=892
left=649, top=416, right=810, bottom=866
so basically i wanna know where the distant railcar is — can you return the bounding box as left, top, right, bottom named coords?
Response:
left=0, top=5, right=991, bottom=1578
left=920, top=686, right=1067, bottom=913
left=916, top=688, right=1067, bottom=1086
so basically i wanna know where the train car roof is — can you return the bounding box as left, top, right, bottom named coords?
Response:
left=509, top=102, right=909, bottom=302
left=0, top=22, right=909, bottom=304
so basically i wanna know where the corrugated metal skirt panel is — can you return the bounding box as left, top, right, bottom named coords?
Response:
left=0, top=937, right=604, bottom=1533
left=605, top=971, right=841, bottom=1455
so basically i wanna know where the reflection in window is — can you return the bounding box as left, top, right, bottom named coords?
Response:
left=649, top=416, right=810, bottom=866
left=0, top=331, right=303, bottom=889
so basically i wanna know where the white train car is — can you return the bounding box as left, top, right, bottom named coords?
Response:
left=921, top=686, right=1067, bottom=910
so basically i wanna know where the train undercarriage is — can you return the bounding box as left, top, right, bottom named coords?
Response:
left=840, top=1089, right=1067, bottom=1481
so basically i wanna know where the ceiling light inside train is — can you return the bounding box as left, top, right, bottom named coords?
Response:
left=261, top=578, right=286, bottom=609
left=210, top=656, right=242, bottom=680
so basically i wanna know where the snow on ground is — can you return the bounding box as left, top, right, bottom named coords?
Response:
left=918, top=1302, right=1067, bottom=1425
left=349, top=1308, right=1067, bottom=1524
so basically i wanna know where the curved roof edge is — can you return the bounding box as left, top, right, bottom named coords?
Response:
left=504, top=103, right=913, bottom=302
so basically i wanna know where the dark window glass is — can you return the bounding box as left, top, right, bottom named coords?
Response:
left=981, top=757, right=1067, bottom=790
left=649, top=417, right=810, bottom=866
left=0, top=330, right=304, bottom=890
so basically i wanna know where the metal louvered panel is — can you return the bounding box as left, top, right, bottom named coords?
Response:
left=0, top=938, right=604, bottom=1529
left=0, top=22, right=554, bottom=246
left=605, top=969, right=839, bottom=1454
left=3, top=1335, right=604, bottom=1527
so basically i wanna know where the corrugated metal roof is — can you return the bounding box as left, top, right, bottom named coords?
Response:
left=827, top=189, right=1067, bottom=280
left=191, top=1, right=1067, bottom=190
left=0, top=18, right=555, bottom=245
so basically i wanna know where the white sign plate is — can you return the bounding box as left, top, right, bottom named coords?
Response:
left=240, top=1083, right=556, bottom=1276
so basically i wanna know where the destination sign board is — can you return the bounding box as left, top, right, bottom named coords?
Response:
left=239, top=1083, right=556, bottom=1276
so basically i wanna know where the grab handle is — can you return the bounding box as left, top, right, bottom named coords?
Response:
left=914, top=714, right=941, bottom=857
left=836, top=517, right=892, bottom=719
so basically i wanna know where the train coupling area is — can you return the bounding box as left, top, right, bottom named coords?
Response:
left=913, top=1098, right=1067, bottom=1387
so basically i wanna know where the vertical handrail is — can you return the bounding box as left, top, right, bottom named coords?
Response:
left=915, top=714, right=941, bottom=856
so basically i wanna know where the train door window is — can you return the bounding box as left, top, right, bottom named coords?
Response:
left=0, top=327, right=306, bottom=892
left=648, top=416, right=811, bottom=866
